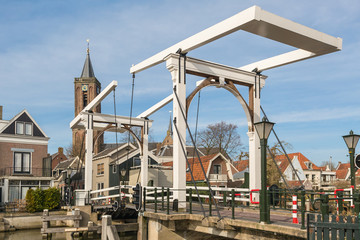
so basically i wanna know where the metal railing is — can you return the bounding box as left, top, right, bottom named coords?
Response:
left=88, top=184, right=360, bottom=230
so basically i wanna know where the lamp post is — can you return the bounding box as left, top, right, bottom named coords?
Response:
left=254, top=117, right=275, bottom=224
left=120, top=168, right=127, bottom=185
left=342, top=130, right=360, bottom=191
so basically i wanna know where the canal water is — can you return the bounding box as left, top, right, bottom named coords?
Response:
left=0, top=229, right=137, bottom=240
left=0, top=229, right=101, bottom=240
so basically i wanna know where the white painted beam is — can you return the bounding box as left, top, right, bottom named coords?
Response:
left=130, top=6, right=257, bottom=74
left=130, top=5, right=341, bottom=74
left=73, top=112, right=153, bottom=130
left=137, top=94, right=173, bottom=118
left=166, top=54, right=267, bottom=86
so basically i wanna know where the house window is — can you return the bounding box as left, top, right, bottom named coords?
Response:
left=306, top=174, right=309, bottom=180
left=312, top=175, right=315, bottom=182
left=14, top=152, right=31, bottom=173
left=25, top=123, right=32, bottom=135
left=83, top=92, right=88, bottom=107
left=214, top=165, right=221, bottom=174
left=97, top=182, right=104, bottom=197
left=97, top=163, right=104, bottom=175
left=292, top=172, right=296, bottom=180
left=112, top=165, right=117, bottom=174
left=16, top=122, right=24, bottom=134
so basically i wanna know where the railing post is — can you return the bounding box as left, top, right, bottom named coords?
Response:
left=189, top=188, right=192, bottom=214
left=337, top=191, right=343, bottom=214
left=354, top=193, right=360, bottom=216
left=167, top=188, right=170, bottom=215
left=232, top=189, right=235, bottom=220
left=209, top=190, right=212, bottom=216
left=223, top=190, right=227, bottom=207
left=143, top=187, right=146, bottom=212
left=162, top=187, right=164, bottom=211
left=284, top=189, right=287, bottom=209
left=155, top=188, right=158, bottom=213
left=320, top=194, right=329, bottom=218
left=272, top=189, right=276, bottom=209
left=300, top=190, right=305, bottom=229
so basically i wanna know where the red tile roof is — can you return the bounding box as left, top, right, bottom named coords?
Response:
left=161, top=153, right=238, bottom=182
left=275, top=152, right=320, bottom=172
left=233, top=160, right=248, bottom=172
left=161, top=153, right=218, bottom=182
left=336, top=169, right=348, bottom=179
left=337, top=163, right=350, bottom=170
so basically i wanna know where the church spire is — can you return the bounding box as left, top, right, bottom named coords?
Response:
left=80, top=39, right=95, bottom=78
left=167, top=111, right=173, bottom=136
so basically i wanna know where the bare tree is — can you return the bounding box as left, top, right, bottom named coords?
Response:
left=119, top=127, right=154, bottom=146
left=267, top=141, right=293, bottom=186
left=197, top=121, right=242, bottom=159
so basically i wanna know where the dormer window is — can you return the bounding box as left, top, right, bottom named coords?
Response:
left=16, top=122, right=24, bottom=134
left=25, top=123, right=33, bottom=135
left=15, top=122, right=33, bottom=136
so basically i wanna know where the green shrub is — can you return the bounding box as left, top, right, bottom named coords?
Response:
left=33, top=188, right=44, bottom=212
left=44, top=187, right=61, bottom=210
left=25, top=188, right=35, bottom=213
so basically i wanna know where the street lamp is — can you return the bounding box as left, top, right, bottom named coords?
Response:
left=120, top=168, right=127, bottom=185
left=254, top=117, right=275, bottom=224
left=342, top=130, right=360, bottom=190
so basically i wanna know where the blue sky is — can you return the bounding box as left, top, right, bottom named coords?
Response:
left=0, top=0, right=359, bottom=166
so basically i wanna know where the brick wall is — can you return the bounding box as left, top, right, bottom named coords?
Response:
left=0, top=142, right=48, bottom=176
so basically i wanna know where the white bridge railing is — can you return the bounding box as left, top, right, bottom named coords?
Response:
left=89, top=185, right=252, bottom=204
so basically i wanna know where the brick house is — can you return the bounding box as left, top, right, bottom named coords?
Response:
left=0, top=108, right=52, bottom=202
left=51, top=147, right=67, bottom=170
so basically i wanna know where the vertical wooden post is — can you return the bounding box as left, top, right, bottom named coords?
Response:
left=74, top=208, right=80, bottom=228
left=102, top=215, right=111, bottom=240
left=42, top=209, right=49, bottom=239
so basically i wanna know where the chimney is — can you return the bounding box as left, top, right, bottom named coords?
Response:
left=0, top=106, right=2, bottom=120
left=58, top=147, right=63, bottom=154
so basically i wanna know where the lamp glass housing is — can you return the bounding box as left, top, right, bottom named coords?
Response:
left=120, top=168, right=127, bottom=177
left=342, top=131, right=360, bottom=149
left=254, top=119, right=275, bottom=140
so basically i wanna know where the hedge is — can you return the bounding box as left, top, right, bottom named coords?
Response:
left=25, top=187, right=60, bottom=212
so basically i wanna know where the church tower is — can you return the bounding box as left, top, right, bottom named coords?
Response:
left=72, top=42, right=103, bottom=157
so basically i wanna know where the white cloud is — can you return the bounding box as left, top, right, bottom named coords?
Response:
left=271, top=107, right=360, bottom=124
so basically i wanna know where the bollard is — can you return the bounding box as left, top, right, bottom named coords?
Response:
left=155, top=188, right=157, bottom=213
left=162, top=187, right=164, bottom=211
left=167, top=188, right=170, bottom=215
left=232, top=189, right=235, bottom=219
left=300, top=190, right=305, bottom=229
left=189, top=189, right=192, bottom=214
left=292, top=195, right=299, bottom=224
left=320, top=194, right=329, bottom=218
